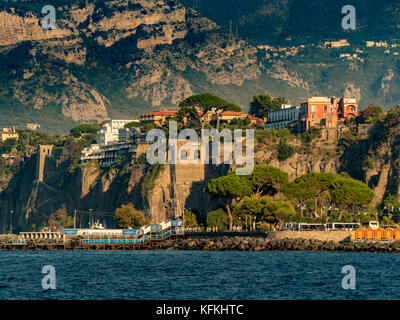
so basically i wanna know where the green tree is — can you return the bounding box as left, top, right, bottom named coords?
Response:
left=329, top=177, right=374, bottom=220
left=356, top=104, right=383, bottom=124
left=176, top=106, right=199, bottom=128
left=124, top=121, right=140, bottom=129
left=141, top=123, right=159, bottom=134
left=243, top=165, right=288, bottom=196
left=70, top=123, right=100, bottom=138
left=206, top=209, right=228, bottom=230
left=234, top=196, right=296, bottom=228
left=179, top=93, right=241, bottom=130
left=205, top=173, right=251, bottom=230
left=249, top=95, right=286, bottom=119
left=183, top=209, right=198, bottom=227
left=115, top=203, right=147, bottom=228
left=282, top=172, right=338, bottom=218
left=48, top=205, right=73, bottom=231
left=271, top=201, right=297, bottom=225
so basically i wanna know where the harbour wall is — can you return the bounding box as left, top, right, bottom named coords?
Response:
left=185, top=231, right=351, bottom=243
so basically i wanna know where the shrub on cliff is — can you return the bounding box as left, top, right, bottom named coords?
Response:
left=277, top=142, right=294, bottom=161
left=142, top=163, right=164, bottom=199
left=299, top=127, right=322, bottom=145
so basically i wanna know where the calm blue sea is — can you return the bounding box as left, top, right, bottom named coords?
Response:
left=0, top=250, right=399, bottom=300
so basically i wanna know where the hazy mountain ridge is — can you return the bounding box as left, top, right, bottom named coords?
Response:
left=0, top=0, right=280, bottom=133
left=1, top=0, right=400, bottom=133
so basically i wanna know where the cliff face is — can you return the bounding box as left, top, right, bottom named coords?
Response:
left=0, top=150, right=228, bottom=232
left=2, top=120, right=400, bottom=232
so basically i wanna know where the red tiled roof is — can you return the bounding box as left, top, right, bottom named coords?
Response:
left=247, top=114, right=265, bottom=121
left=142, top=110, right=178, bottom=117
left=221, top=111, right=243, bottom=116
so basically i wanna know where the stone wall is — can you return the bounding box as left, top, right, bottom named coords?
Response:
left=270, top=230, right=351, bottom=242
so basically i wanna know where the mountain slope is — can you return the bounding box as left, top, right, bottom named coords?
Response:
left=1, top=0, right=400, bottom=133
left=0, top=0, right=293, bottom=133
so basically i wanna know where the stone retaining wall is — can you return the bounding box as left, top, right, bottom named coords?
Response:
left=269, top=231, right=351, bottom=242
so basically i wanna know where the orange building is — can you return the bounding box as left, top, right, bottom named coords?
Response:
left=338, top=98, right=357, bottom=121
left=384, top=228, right=394, bottom=240
left=212, top=110, right=265, bottom=125
left=374, top=228, right=384, bottom=240
left=299, top=97, right=357, bottom=132
left=365, top=228, right=374, bottom=240
left=355, top=228, right=365, bottom=240
left=394, top=228, right=400, bottom=240
left=139, top=111, right=178, bottom=126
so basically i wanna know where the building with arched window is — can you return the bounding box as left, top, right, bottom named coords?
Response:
left=299, top=97, right=358, bottom=132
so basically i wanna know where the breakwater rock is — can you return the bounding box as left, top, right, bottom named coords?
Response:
left=156, top=236, right=400, bottom=253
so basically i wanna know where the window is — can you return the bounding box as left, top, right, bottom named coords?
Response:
left=311, top=105, right=316, bottom=112
left=194, top=150, right=200, bottom=160
left=181, top=150, right=188, bottom=160
left=324, top=105, right=328, bottom=112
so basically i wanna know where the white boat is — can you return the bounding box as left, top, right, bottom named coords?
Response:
left=90, top=220, right=105, bottom=230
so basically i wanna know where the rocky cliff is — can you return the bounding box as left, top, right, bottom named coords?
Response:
left=0, top=149, right=230, bottom=233
left=2, top=118, right=400, bottom=232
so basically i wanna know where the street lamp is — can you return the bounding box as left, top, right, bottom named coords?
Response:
left=89, top=208, right=93, bottom=227
left=10, top=210, right=13, bottom=234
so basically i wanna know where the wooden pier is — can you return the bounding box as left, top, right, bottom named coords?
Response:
left=1, top=234, right=184, bottom=251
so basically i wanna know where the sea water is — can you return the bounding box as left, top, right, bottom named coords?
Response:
left=0, top=250, right=398, bottom=299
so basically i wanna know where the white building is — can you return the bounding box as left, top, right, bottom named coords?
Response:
left=97, top=120, right=136, bottom=145
left=264, top=105, right=300, bottom=130
left=26, top=123, right=40, bottom=131
left=80, top=119, right=138, bottom=166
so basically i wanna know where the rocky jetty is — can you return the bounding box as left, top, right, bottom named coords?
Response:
left=155, top=236, right=400, bottom=253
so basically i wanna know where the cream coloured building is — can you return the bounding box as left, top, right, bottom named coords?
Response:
left=264, top=105, right=300, bottom=130
left=0, top=127, right=18, bottom=141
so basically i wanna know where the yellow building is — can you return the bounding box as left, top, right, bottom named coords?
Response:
left=139, top=111, right=178, bottom=126
left=0, top=127, right=18, bottom=141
